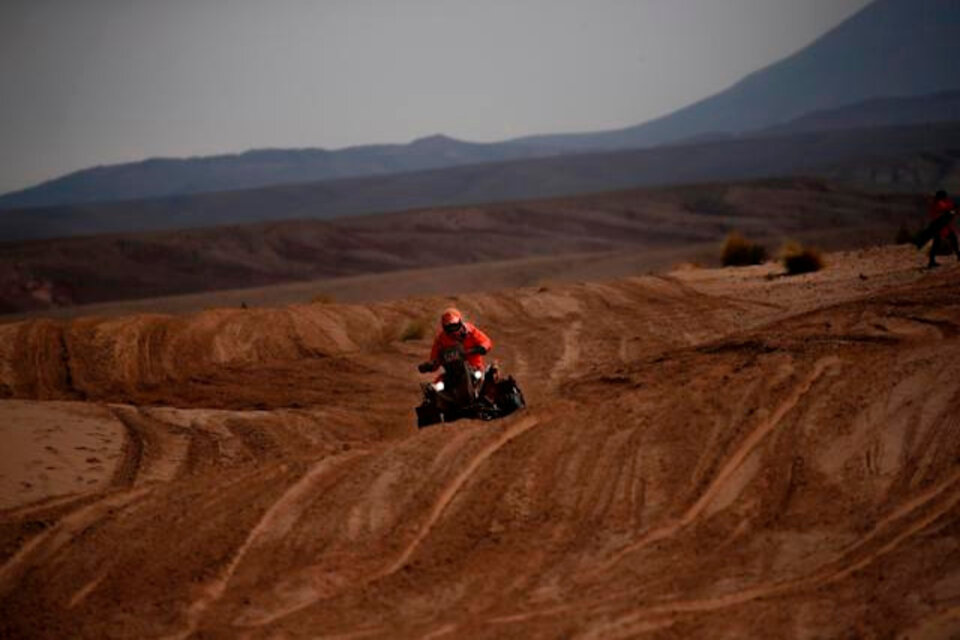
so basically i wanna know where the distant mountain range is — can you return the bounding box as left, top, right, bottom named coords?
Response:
left=2, top=121, right=958, bottom=242
left=1, top=0, right=957, bottom=212
left=0, top=135, right=565, bottom=211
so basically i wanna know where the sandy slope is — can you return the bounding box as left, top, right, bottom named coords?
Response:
left=0, top=245, right=958, bottom=638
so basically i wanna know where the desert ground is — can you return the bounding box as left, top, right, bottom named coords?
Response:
left=1, top=244, right=959, bottom=638
left=0, top=178, right=922, bottom=316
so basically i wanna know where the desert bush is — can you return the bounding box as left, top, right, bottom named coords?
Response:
left=311, top=292, right=336, bottom=304
left=399, top=318, right=429, bottom=342
left=780, top=241, right=824, bottom=275
left=721, top=232, right=768, bottom=266
left=894, top=223, right=915, bottom=245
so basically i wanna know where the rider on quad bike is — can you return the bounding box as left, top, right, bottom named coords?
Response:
left=418, top=308, right=495, bottom=398
left=415, top=308, right=524, bottom=428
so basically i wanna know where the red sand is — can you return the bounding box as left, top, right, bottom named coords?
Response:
left=0, top=245, right=958, bottom=638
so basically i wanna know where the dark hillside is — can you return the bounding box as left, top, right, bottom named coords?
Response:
left=0, top=178, right=922, bottom=314
left=1, top=121, right=957, bottom=243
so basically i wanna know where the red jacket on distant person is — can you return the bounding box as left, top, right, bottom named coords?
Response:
left=929, top=196, right=958, bottom=239
left=430, top=322, right=493, bottom=371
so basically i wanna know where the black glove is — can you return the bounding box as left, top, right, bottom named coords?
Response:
left=418, top=361, right=438, bottom=373
left=467, top=345, right=487, bottom=356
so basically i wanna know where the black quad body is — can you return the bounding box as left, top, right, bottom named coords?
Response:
left=416, top=345, right=525, bottom=429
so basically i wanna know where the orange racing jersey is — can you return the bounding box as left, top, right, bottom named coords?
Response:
left=429, top=322, right=493, bottom=371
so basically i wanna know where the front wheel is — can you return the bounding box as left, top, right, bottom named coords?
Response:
left=416, top=403, right=443, bottom=429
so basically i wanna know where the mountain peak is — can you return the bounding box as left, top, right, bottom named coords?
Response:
left=409, top=134, right=462, bottom=148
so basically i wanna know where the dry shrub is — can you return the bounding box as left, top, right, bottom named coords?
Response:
left=721, top=232, right=768, bottom=266
left=780, top=241, right=824, bottom=275
left=311, top=292, right=336, bottom=304
left=310, top=293, right=337, bottom=304
left=399, top=318, right=429, bottom=341
left=894, top=223, right=914, bottom=245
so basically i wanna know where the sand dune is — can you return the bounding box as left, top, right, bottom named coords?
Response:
left=1, top=245, right=958, bottom=638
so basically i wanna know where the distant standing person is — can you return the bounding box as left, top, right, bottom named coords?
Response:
left=926, top=190, right=959, bottom=268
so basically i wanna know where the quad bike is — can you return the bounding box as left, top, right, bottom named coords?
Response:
left=415, top=344, right=526, bottom=429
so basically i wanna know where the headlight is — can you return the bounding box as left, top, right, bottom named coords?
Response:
left=473, top=370, right=483, bottom=380
left=433, top=381, right=445, bottom=392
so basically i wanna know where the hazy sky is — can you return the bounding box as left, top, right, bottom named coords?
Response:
left=0, top=0, right=873, bottom=195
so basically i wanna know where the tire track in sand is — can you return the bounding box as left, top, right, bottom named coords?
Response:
left=169, top=450, right=368, bottom=640
left=381, top=415, right=541, bottom=576
left=577, top=476, right=960, bottom=639
left=420, top=623, right=459, bottom=639
left=240, top=415, right=543, bottom=630
left=110, top=407, right=193, bottom=486
left=598, top=356, right=841, bottom=570
left=0, top=487, right=151, bottom=597
left=0, top=492, right=97, bottom=521
left=67, top=571, right=110, bottom=609
left=900, top=603, right=960, bottom=639
left=489, top=464, right=960, bottom=634
left=108, top=407, right=146, bottom=488
left=550, top=321, right=582, bottom=388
